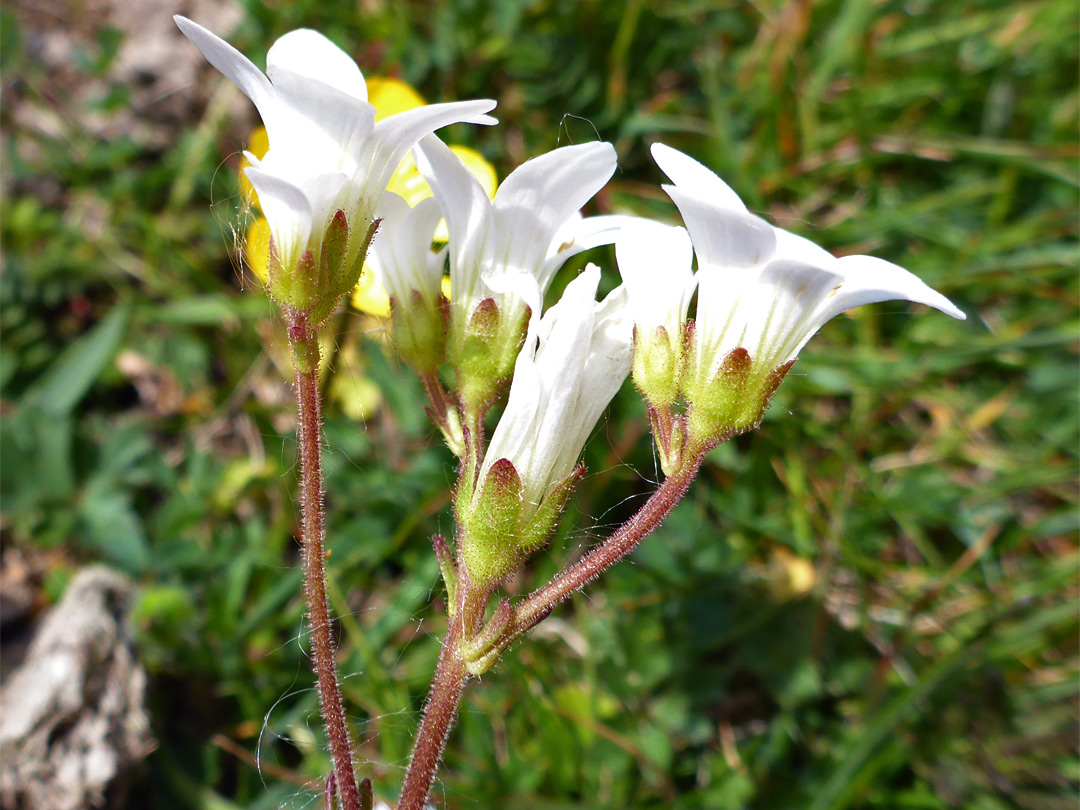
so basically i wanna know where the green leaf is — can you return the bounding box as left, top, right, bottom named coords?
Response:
left=26, top=302, right=131, bottom=416
left=78, top=478, right=150, bottom=574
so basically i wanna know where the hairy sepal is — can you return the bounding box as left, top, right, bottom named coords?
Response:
left=461, top=460, right=582, bottom=592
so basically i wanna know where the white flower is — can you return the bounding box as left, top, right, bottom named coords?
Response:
left=366, top=192, right=446, bottom=309
left=174, top=17, right=495, bottom=288
left=650, top=142, right=966, bottom=386
left=615, top=218, right=696, bottom=343
left=480, top=265, right=632, bottom=509
left=412, top=135, right=632, bottom=356
left=614, top=219, right=696, bottom=409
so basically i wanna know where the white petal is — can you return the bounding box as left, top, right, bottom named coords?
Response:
left=537, top=214, right=640, bottom=291
left=546, top=213, right=637, bottom=260
left=481, top=265, right=632, bottom=506
left=693, top=265, right=753, bottom=366
left=265, top=29, right=367, bottom=103
left=615, top=218, right=695, bottom=336
left=651, top=143, right=746, bottom=212
left=242, top=166, right=315, bottom=267
left=245, top=166, right=347, bottom=266
left=364, top=101, right=497, bottom=204
left=549, top=282, right=632, bottom=481
left=663, top=185, right=777, bottom=271
left=379, top=195, right=449, bottom=302
left=738, top=259, right=846, bottom=366
left=256, top=74, right=375, bottom=178
left=772, top=226, right=836, bottom=266
left=490, top=142, right=617, bottom=286
left=825, top=255, right=967, bottom=321
left=413, top=135, right=495, bottom=312
left=174, top=17, right=278, bottom=130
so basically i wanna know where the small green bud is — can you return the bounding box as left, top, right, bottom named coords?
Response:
left=454, top=298, right=528, bottom=416
left=632, top=323, right=683, bottom=410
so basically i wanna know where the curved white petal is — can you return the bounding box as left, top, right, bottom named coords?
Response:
left=265, top=29, right=367, bottom=103
left=738, top=259, right=846, bottom=366
left=651, top=143, right=745, bottom=212
left=413, top=134, right=495, bottom=313
left=693, top=265, right=753, bottom=367
left=242, top=166, right=317, bottom=268
left=368, top=193, right=443, bottom=304
left=490, top=142, right=616, bottom=286
left=663, top=185, right=776, bottom=271
left=615, top=218, right=695, bottom=337
left=825, top=255, right=966, bottom=321
left=174, top=16, right=278, bottom=130
left=482, top=265, right=632, bottom=506
left=772, top=226, right=836, bottom=266
left=364, top=101, right=496, bottom=206
left=537, top=214, right=640, bottom=291
left=256, top=75, right=375, bottom=180
left=549, top=282, right=632, bottom=482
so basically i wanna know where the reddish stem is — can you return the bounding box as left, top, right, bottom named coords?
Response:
left=512, top=450, right=705, bottom=639
left=397, top=584, right=486, bottom=810
left=292, top=322, right=361, bottom=810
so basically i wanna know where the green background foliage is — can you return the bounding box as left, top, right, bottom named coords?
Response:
left=2, top=0, right=1077, bottom=807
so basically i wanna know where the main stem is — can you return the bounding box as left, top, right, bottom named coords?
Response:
left=292, top=322, right=361, bottom=810
left=397, top=586, right=483, bottom=810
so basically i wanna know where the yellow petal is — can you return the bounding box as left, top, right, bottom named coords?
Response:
left=244, top=216, right=271, bottom=284
left=350, top=267, right=391, bottom=318
left=366, top=76, right=426, bottom=122
left=239, top=127, right=269, bottom=210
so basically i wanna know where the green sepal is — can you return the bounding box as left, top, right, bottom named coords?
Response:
left=455, top=298, right=529, bottom=418
left=521, top=465, right=582, bottom=553
left=461, top=457, right=525, bottom=591
left=391, top=289, right=447, bottom=375
left=686, top=346, right=794, bottom=449
left=265, top=213, right=379, bottom=328
left=459, top=458, right=583, bottom=593
left=432, top=535, right=458, bottom=618
left=632, top=323, right=682, bottom=410
left=321, top=209, right=350, bottom=293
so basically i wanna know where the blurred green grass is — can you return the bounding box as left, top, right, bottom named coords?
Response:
left=1, top=1, right=1077, bottom=808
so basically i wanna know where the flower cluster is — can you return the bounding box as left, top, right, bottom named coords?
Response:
left=618, top=144, right=967, bottom=471
left=175, top=16, right=496, bottom=329
left=178, top=13, right=965, bottom=588
left=177, top=17, right=970, bottom=808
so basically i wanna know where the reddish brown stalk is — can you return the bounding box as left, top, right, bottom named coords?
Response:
left=512, top=449, right=705, bottom=639
left=419, top=371, right=456, bottom=440
left=291, top=321, right=361, bottom=810
left=397, top=584, right=485, bottom=810
left=397, top=451, right=706, bottom=806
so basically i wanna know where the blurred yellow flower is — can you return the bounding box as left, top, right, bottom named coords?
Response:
left=767, top=546, right=817, bottom=602
left=239, top=126, right=269, bottom=209
left=241, top=76, right=496, bottom=316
